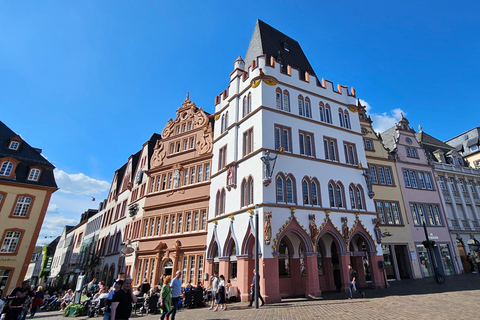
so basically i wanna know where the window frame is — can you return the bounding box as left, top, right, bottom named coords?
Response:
left=274, top=124, right=292, bottom=152
left=0, top=229, right=24, bottom=255
left=10, top=194, right=35, bottom=218
left=243, top=127, right=254, bottom=157
left=323, top=136, right=339, bottom=161
left=299, top=130, right=315, bottom=157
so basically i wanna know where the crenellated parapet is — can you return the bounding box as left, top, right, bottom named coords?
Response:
left=215, top=55, right=356, bottom=107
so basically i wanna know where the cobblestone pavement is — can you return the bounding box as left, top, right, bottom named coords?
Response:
left=29, top=273, right=480, bottom=320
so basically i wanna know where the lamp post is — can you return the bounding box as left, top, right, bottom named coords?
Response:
left=254, top=204, right=259, bottom=309
left=420, top=212, right=445, bottom=284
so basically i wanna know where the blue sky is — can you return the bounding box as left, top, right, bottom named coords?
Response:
left=1, top=1, right=479, bottom=245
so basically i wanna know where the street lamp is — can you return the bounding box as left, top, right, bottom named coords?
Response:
left=420, top=212, right=445, bottom=284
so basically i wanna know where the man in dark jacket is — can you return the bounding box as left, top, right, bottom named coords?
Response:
left=111, top=278, right=137, bottom=320
left=5, top=280, right=34, bottom=320
left=248, top=270, right=265, bottom=307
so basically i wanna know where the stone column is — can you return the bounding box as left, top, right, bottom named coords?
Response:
left=305, top=252, right=322, bottom=298
left=369, top=253, right=387, bottom=289
left=236, top=255, right=251, bottom=302
left=263, top=257, right=282, bottom=303
left=340, top=253, right=351, bottom=293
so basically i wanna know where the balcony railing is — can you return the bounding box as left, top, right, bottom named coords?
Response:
left=450, top=219, right=461, bottom=229
left=462, top=220, right=471, bottom=229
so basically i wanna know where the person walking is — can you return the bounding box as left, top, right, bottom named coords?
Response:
left=103, top=280, right=122, bottom=320
left=5, top=280, right=34, bottom=320
left=110, top=278, right=137, bottom=320
left=213, top=275, right=226, bottom=311
left=248, top=270, right=265, bottom=307
left=208, top=272, right=219, bottom=311
left=348, top=264, right=365, bottom=299
left=30, top=286, right=45, bottom=317
left=159, top=276, right=172, bottom=320
left=166, top=271, right=181, bottom=320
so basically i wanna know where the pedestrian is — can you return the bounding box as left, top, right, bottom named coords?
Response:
left=348, top=264, right=365, bottom=299
left=159, top=276, right=171, bottom=320
left=208, top=272, right=219, bottom=310
left=137, top=278, right=150, bottom=297
left=104, top=281, right=122, bottom=320
left=30, top=286, right=44, bottom=317
left=110, top=278, right=137, bottom=320
left=166, top=271, right=181, bottom=320
left=4, top=280, right=34, bottom=320
left=248, top=270, right=265, bottom=307
left=213, top=275, right=226, bottom=311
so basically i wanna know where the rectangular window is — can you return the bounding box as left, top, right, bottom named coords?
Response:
left=193, top=211, right=199, bottom=231
left=418, top=172, right=426, bottom=189
left=385, top=168, right=393, bottom=185
left=197, top=166, right=203, bottom=183
left=197, top=256, right=204, bottom=285
left=364, top=139, right=374, bottom=151
left=182, top=256, right=188, bottom=283
left=28, top=169, right=41, bottom=181
left=200, top=210, right=206, bottom=230
left=143, top=220, right=149, bottom=237
left=183, top=169, right=189, bottom=186
left=186, top=212, right=192, bottom=232
left=149, top=218, right=154, bottom=236
left=274, top=125, right=291, bottom=152
left=177, top=214, right=183, bottom=233
left=13, top=196, right=32, bottom=217
left=189, top=256, right=196, bottom=284
left=343, top=142, right=357, bottom=165
left=163, top=216, right=169, bottom=235
left=378, top=167, right=386, bottom=184
left=323, top=137, right=338, bottom=161
left=156, top=217, right=161, bottom=236
left=170, top=215, right=176, bottom=234
left=218, top=146, right=227, bottom=170
left=190, top=167, right=196, bottom=184
left=425, top=173, right=433, bottom=190
left=299, top=131, right=314, bottom=157
left=155, top=176, right=161, bottom=191
left=376, top=202, right=386, bottom=224
left=150, top=177, right=155, bottom=193
left=410, top=203, right=421, bottom=226
left=403, top=170, right=411, bottom=187
left=190, top=138, right=195, bottom=149
left=409, top=171, right=418, bottom=188
left=184, top=139, right=188, bottom=150
left=167, top=173, right=173, bottom=189
left=204, top=164, right=210, bottom=181
left=243, top=128, right=254, bottom=156
left=370, top=166, right=378, bottom=184
left=1, top=231, right=21, bottom=253
left=161, top=175, right=167, bottom=190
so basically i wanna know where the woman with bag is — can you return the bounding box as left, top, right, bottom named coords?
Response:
left=213, top=275, right=226, bottom=312
left=159, top=276, right=171, bottom=320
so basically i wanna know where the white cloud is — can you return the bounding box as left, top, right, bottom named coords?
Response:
left=47, top=203, right=58, bottom=212
left=55, top=169, right=110, bottom=195
left=359, top=99, right=405, bottom=133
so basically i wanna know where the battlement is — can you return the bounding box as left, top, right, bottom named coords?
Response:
left=215, top=55, right=356, bottom=106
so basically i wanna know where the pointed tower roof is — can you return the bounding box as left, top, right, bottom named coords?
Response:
left=244, top=20, right=315, bottom=77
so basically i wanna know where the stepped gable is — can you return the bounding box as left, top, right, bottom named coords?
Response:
left=0, top=120, right=57, bottom=189
left=244, top=19, right=315, bottom=78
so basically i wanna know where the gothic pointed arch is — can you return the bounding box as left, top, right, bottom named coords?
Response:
left=206, top=226, right=222, bottom=259
left=350, top=218, right=377, bottom=253
left=222, top=221, right=239, bottom=257
left=241, top=221, right=254, bottom=256
left=272, top=215, right=312, bottom=253
left=315, top=217, right=347, bottom=253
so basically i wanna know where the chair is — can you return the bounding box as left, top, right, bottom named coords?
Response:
left=184, top=291, right=194, bottom=308
left=193, top=290, right=204, bottom=308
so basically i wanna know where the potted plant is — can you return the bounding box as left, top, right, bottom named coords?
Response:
left=63, top=303, right=86, bottom=317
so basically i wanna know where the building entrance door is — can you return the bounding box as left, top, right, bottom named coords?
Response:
left=457, top=240, right=470, bottom=272
left=395, top=245, right=411, bottom=279
left=331, top=243, right=341, bottom=290
left=163, top=259, right=173, bottom=276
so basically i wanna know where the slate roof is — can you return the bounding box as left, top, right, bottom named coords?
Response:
left=445, top=127, right=480, bottom=155
left=245, top=19, right=315, bottom=78
left=0, top=121, right=57, bottom=189
left=380, top=126, right=397, bottom=152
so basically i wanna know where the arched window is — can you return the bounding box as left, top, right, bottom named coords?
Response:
left=349, top=185, right=356, bottom=209
left=0, top=161, right=14, bottom=176
left=336, top=184, right=344, bottom=208
left=297, top=95, right=304, bottom=116
left=247, top=176, right=254, bottom=205
left=225, top=111, right=229, bottom=130
left=305, top=97, right=311, bottom=118
left=276, top=88, right=282, bottom=110
left=220, top=189, right=226, bottom=215
left=243, top=96, right=247, bottom=118
left=278, top=238, right=290, bottom=277
left=319, top=102, right=325, bottom=122
left=356, top=185, right=364, bottom=210
left=276, top=176, right=284, bottom=203
left=283, top=90, right=290, bottom=112
left=221, top=114, right=225, bottom=133
left=328, top=183, right=335, bottom=207
left=338, top=108, right=344, bottom=127
left=302, top=179, right=310, bottom=205
left=325, top=104, right=332, bottom=124
left=286, top=176, right=294, bottom=204
left=247, top=92, right=252, bottom=114
left=215, top=190, right=221, bottom=216
left=311, top=179, right=319, bottom=206
left=344, top=110, right=350, bottom=129
left=241, top=179, right=247, bottom=207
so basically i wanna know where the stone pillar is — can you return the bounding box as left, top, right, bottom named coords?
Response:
left=236, top=256, right=251, bottom=302
left=205, top=259, right=214, bottom=281
left=352, top=256, right=366, bottom=286
left=370, top=253, right=387, bottom=289
left=340, top=253, right=351, bottom=293
left=323, top=257, right=334, bottom=291
left=305, top=253, right=322, bottom=298
left=263, top=257, right=281, bottom=303
left=218, top=257, right=229, bottom=280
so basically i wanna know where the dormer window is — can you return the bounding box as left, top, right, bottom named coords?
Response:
left=27, top=169, right=41, bottom=181
left=8, top=141, right=19, bottom=150
left=0, top=161, right=14, bottom=176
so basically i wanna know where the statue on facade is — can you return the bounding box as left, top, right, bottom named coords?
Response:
left=309, top=214, right=317, bottom=240
left=264, top=211, right=272, bottom=245
left=173, top=170, right=180, bottom=188
left=341, top=217, right=349, bottom=242
left=363, top=169, right=375, bottom=198
left=373, top=218, right=382, bottom=244
left=261, top=150, right=277, bottom=186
